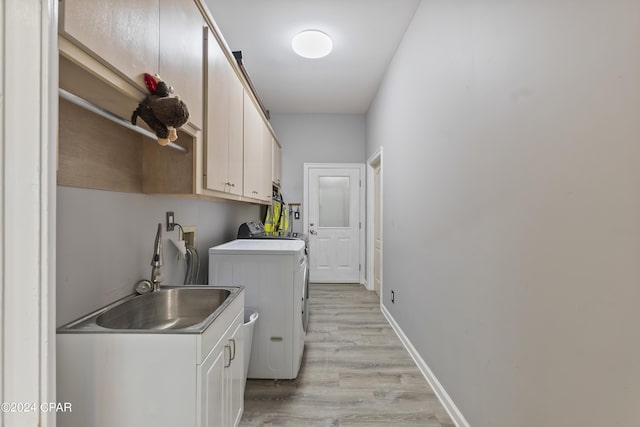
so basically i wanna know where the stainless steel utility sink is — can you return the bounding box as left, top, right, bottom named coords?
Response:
left=96, top=288, right=230, bottom=330
left=58, top=286, right=242, bottom=334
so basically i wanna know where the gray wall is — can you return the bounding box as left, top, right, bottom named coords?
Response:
left=366, top=1, right=640, bottom=426
left=270, top=113, right=366, bottom=232
left=57, top=186, right=259, bottom=326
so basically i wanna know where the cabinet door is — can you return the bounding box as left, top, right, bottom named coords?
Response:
left=243, top=91, right=264, bottom=199
left=228, top=321, right=245, bottom=427
left=159, top=0, right=204, bottom=128
left=243, top=94, right=273, bottom=202
left=260, top=124, right=274, bottom=201
left=273, top=138, right=282, bottom=187
left=204, top=27, right=244, bottom=195
left=60, top=0, right=159, bottom=90
left=199, top=340, right=229, bottom=427
left=227, top=80, right=245, bottom=196
left=199, top=311, right=244, bottom=427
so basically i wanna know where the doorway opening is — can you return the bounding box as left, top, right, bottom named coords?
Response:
left=366, top=148, right=383, bottom=300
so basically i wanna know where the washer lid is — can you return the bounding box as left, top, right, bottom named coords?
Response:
left=209, top=239, right=305, bottom=255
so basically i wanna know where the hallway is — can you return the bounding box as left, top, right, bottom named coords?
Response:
left=240, top=283, right=454, bottom=426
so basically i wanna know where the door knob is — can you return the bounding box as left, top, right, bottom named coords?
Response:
left=309, top=230, right=317, bottom=235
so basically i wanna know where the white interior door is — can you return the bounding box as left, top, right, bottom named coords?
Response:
left=305, top=165, right=363, bottom=283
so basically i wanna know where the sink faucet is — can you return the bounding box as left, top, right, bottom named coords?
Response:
left=150, top=223, right=164, bottom=291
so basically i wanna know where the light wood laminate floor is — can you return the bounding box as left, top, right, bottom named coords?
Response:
left=240, top=283, right=455, bottom=427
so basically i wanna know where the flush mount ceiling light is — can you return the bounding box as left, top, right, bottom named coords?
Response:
left=292, top=30, right=333, bottom=59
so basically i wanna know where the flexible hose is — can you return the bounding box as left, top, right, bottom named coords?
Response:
left=183, top=246, right=200, bottom=284
left=184, top=247, right=193, bottom=284
left=191, top=246, right=200, bottom=284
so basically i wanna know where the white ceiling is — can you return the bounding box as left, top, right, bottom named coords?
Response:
left=204, top=0, right=421, bottom=114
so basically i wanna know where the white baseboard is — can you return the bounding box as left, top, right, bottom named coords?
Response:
left=380, top=304, right=470, bottom=427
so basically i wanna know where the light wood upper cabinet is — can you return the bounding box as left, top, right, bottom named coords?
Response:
left=58, top=0, right=277, bottom=206
left=61, top=0, right=203, bottom=128
left=261, top=124, right=274, bottom=200
left=204, top=27, right=244, bottom=195
left=272, top=138, right=282, bottom=187
left=243, top=90, right=262, bottom=200
left=60, top=0, right=159, bottom=91
left=243, top=91, right=272, bottom=202
left=159, top=0, right=205, bottom=129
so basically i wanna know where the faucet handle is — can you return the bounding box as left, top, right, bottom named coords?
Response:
left=153, top=271, right=165, bottom=285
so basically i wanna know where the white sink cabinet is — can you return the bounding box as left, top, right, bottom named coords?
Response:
left=57, top=289, right=244, bottom=427
left=199, top=306, right=244, bottom=427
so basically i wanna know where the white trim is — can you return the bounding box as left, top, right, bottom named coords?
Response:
left=303, top=163, right=366, bottom=283
left=366, top=147, right=383, bottom=294
left=0, top=1, right=4, bottom=412
left=43, top=0, right=58, bottom=422
left=380, top=304, right=470, bottom=427
left=1, top=1, right=56, bottom=425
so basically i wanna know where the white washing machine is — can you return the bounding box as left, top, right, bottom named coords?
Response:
left=208, top=239, right=308, bottom=380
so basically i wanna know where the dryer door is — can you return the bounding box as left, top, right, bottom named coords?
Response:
left=302, top=255, right=309, bottom=333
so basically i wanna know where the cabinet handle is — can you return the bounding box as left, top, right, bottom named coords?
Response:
left=229, top=339, right=236, bottom=361
left=224, top=345, right=232, bottom=368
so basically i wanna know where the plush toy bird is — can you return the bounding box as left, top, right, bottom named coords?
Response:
left=131, top=74, right=190, bottom=146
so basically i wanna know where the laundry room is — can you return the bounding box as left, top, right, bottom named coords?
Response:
left=3, top=1, right=640, bottom=427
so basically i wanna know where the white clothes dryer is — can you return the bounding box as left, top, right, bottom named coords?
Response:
left=208, top=239, right=307, bottom=380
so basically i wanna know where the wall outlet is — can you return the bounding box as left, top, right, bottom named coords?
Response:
left=166, top=211, right=175, bottom=231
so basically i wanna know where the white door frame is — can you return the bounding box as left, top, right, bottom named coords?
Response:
left=1, top=1, right=57, bottom=426
left=366, top=148, right=383, bottom=295
left=303, top=163, right=366, bottom=284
